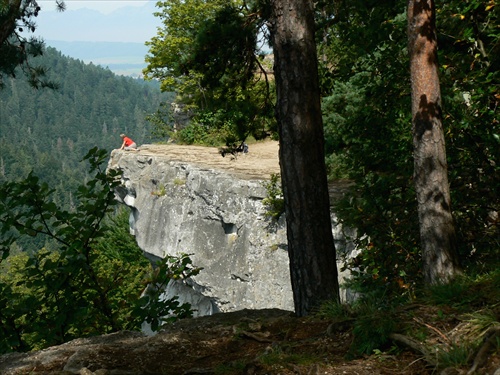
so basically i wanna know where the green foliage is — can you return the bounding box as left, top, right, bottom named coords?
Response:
left=436, top=0, right=500, bottom=269
left=0, top=0, right=64, bottom=88
left=90, top=208, right=152, bottom=330
left=172, top=103, right=276, bottom=147
left=317, top=295, right=397, bottom=358
left=145, top=1, right=276, bottom=146
left=144, top=0, right=229, bottom=92
left=129, top=253, right=202, bottom=332
left=349, top=305, right=396, bottom=358
left=325, top=153, right=351, bottom=180
left=0, top=149, right=200, bottom=353
left=424, top=279, right=470, bottom=307
left=262, top=174, right=285, bottom=221
left=319, top=0, right=499, bottom=296
left=174, top=123, right=210, bottom=145
left=145, top=99, right=176, bottom=139
left=436, top=343, right=475, bottom=369
left=0, top=148, right=121, bottom=351
left=423, top=270, right=500, bottom=310
left=190, top=6, right=257, bottom=91
left=173, top=111, right=236, bottom=146
left=316, top=299, right=353, bottom=321
left=0, top=148, right=124, bottom=350
left=463, top=308, right=500, bottom=338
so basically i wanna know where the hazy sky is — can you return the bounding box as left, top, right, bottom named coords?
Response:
left=40, top=0, right=149, bottom=14
left=34, top=0, right=161, bottom=43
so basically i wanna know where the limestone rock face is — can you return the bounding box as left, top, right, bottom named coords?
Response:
left=107, top=143, right=356, bottom=316
left=109, top=146, right=293, bottom=315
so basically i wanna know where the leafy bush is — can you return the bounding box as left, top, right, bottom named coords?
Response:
left=0, top=148, right=122, bottom=351
left=129, top=253, right=203, bottom=332
left=172, top=109, right=241, bottom=146
left=0, top=149, right=201, bottom=352
left=262, top=174, right=285, bottom=220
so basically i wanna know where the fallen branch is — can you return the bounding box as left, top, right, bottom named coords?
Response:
left=389, top=333, right=437, bottom=367
left=413, top=317, right=451, bottom=345
left=467, top=326, right=500, bottom=375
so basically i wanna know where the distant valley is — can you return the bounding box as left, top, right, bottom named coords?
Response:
left=46, top=40, right=149, bottom=77
left=33, top=2, right=160, bottom=77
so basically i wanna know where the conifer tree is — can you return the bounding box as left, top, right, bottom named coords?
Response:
left=407, top=0, right=462, bottom=284
left=0, top=0, right=64, bottom=88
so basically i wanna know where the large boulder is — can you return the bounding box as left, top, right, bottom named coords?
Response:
left=107, top=142, right=357, bottom=317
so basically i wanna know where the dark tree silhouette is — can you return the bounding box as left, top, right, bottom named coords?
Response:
left=269, top=0, right=340, bottom=316
left=0, top=0, right=64, bottom=88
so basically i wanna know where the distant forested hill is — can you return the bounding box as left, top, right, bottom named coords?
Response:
left=0, top=46, right=172, bottom=211
left=46, top=41, right=149, bottom=77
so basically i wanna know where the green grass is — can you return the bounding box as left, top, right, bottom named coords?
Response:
left=435, top=343, right=474, bottom=369
left=317, top=295, right=397, bottom=358
left=214, top=360, right=247, bottom=374
left=423, top=269, right=500, bottom=310
left=152, top=183, right=167, bottom=197
left=173, top=178, right=186, bottom=186
left=257, top=345, right=320, bottom=367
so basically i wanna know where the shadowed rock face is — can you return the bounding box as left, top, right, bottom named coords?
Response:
left=107, top=143, right=357, bottom=318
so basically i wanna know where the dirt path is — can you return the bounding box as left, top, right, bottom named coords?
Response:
left=138, top=140, right=280, bottom=180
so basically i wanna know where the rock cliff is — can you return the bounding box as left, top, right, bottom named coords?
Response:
left=107, top=141, right=357, bottom=318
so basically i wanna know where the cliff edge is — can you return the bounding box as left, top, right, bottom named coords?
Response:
left=107, top=140, right=356, bottom=318
left=108, top=141, right=295, bottom=317
left=133, top=140, right=281, bottom=180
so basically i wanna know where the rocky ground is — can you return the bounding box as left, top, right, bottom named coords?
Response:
left=2, top=305, right=498, bottom=375
left=0, top=308, right=428, bottom=375
left=136, top=140, right=281, bottom=181
left=134, top=140, right=353, bottom=199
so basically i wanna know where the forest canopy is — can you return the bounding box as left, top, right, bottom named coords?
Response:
left=0, top=47, right=182, bottom=352
left=0, top=47, right=171, bottom=213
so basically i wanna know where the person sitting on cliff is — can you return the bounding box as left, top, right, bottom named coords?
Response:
left=120, top=134, right=138, bottom=151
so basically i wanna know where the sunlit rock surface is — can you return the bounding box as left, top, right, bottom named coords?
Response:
left=107, top=143, right=357, bottom=317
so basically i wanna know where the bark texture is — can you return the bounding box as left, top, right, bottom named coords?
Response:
left=269, top=0, right=339, bottom=316
left=407, top=0, right=461, bottom=284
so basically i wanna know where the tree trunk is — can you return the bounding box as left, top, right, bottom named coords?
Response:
left=407, top=0, right=461, bottom=284
left=269, top=0, right=340, bottom=316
